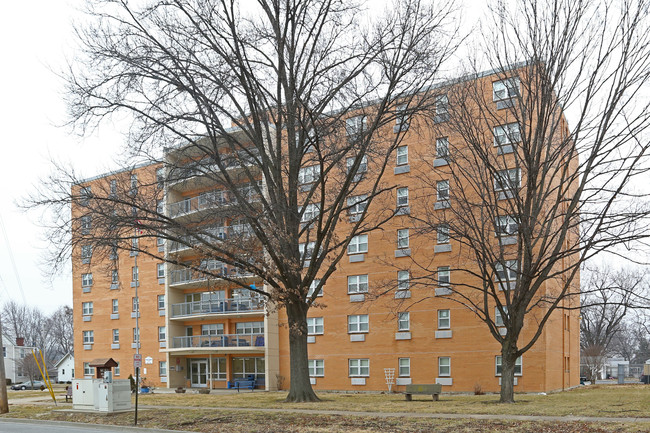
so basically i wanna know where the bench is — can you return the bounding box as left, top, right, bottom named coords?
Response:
left=64, top=386, right=72, bottom=403
left=404, top=384, right=442, bottom=401
left=233, top=380, right=255, bottom=392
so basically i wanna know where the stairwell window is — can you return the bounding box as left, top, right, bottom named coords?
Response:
left=396, top=145, right=408, bottom=165
left=112, top=329, right=119, bottom=343
left=398, top=312, right=410, bottom=331
left=437, top=224, right=450, bottom=244
left=397, top=270, right=410, bottom=290
left=495, top=260, right=518, bottom=281
left=112, top=299, right=118, bottom=314
left=81, top=245, right=92, bottom=263
left=436, top=137, right=449, bottom=159
left=397, top=229, right=409, bottom=249
left=437, top=180, right=449, bottom=201
left=159, top=326, right=166, bottom=341
left=438, top=309, right=450, bottom=329
left=437, top=266, right=450, bottom=286
left=397, top=187, right=409, bottom=208
left=399, top=358, right=410, bottom=377
left=439, top=357, right=451, bottom=376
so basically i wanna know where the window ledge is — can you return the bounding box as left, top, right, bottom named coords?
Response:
left=435, top=287, right=452, bottom=296
left=395, top=248, right=411, bottom=258
left=396, top=377, right=412, bottom=386
left=499, top=327, right=507, bottom=336
left=349, top=254, right=365, bottom=263
left=436, top=377, right=453, bottom=386
left=83, top=344, right=93, bottom=350
left=433, top=113, right=449, bottom=124
left=310, top=377, right=317, bottom=385
left=434, top=200, right=450, bottom=210
left=349, top=334, right=366, bottom=342
left=349, top=214, right=361, bottom=223
left=395, top=290, right=411, bottom=299
left=351, top=378, right=366, bottom=386
left=307, top=335, right=316, bottom=344
left=433, top=158, right=449, bottom=167
left=82, top=316, right=92, bottom=322
left=111, top=343, right=120, bottom=350
left=434, top=244, right=452, bottom=253
left=130, top=282, right=139, bottom=288
left=110, top=313, right=119, bottom=320
left=394, top=165, right=411, bottom=175
left=499, top=377, right=518, bottom=385
left=349, top=294, right=366, bottom=303
left=82, top=287, right=91, bottom=294
left=159, top=310, right=166, bottom=317
left=499, top=236, right=517, bottom=245
left=159, top=341, right=167, bottom=348
left=435, top=330, right=453, bottom=339
left=396, top=206, right=410, bottom=216
left=131, top=312, right=140, bottom=318
left=395, top=332, right=412, bottom=340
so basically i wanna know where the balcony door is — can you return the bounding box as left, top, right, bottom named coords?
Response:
left=190, top=359, right=208, bottom=388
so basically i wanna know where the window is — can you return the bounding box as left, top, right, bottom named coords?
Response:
left=437, top=180, right=449, bottom=201
left=80, top=187, right=92, bottom=206
left=112, top=329, right=119, bottom=343
left=202, top=323, right=224, bottom=335
left=397, top=229, right=409, bottom=249
left=301, top=203, right=320, bottom=223
left=112, top=299, right=118, bottom=313
left=347, top=194, right=368, bottom=215
left=399, top=358, right=410, bottom=377
left=439, top=357, right=451, bottom=376
left=396, top=187, right=408, bottom=208
left=110, top=243, right=118, bottom=260
left=111, top=270, right=118, bottom=284
left=349, top=359, right=369, bottom=377
left=81, top=273, right=93, bottom=287
left=81, top=215, right=91, bottom=233
left=495, top=306, right=508, bottom=327
left=436, top=137, right=449, bottom=159
left=347, top=274, right=368, bottom=294
left=158, top=295, right=165, bottom=310
left=110, top=180, right=117, bottom=196
left=308, top=359, right=325, bottom=377
left=435, top=94, right=448, bottom=115
left=81, top=245, right=92, bottom=261
left=493, top=122, right=521, bottom=146
left=437, top=224, right=450, bottom=244
left=494, top=168, right=521, bottom=191
left=307, top=317, right=324, bottom=335
left=158, top=326, right=166, bottom=341
left=132, top=297, right=139, bottom=312
left=299, top=242, right=316, bottom=260
left=395, top=104, right=408, bottom=129
left=114, top=362, right=120, bottom=376
left=232, top=357, right=265, bottom=380
left=437, top=266, right=450, bottom=286
left=348, top=314, right=369, bottom=333
left=298, top=165, right=319, bottom=184
left=82, top=302, right=93, bottom=316
left=159, top=361, right=167, bottom=377
left=83, top=362, right=93, bottom=376
left=157, top=237, right=165, bottom=248
left=131, top=237, right=139, bottom=251
left=348, top=235, right=368, bottom=254
left=212, top=358, right=227, bottom=380
left=130, top=174, right=138, bottom=195
left=157, top=263, right=165, bottom=279
left=156, top=167, right=164, bottom=188
left=157, top=200, right=165, bottom=214
left=346, top=155, right=368, bottom=177
left=495, top=260, right=518, bottom=281
left=496, top=216, right=518, bottom=236
left=496, top=356, right=522, bottom=376
left=397, top=270, right=410, bottom=290
left=346, top=115, right=366, bottom=137
left=83, top=330, right=94, bottom=344
left=398, top=312, right=410, bottom=331
left=396, top=145, right=408, bottom=165
left=236, top=321, right=264, bottom=334
left=493, top=78, right=520, bottom=101
left=132, top=266, right=139, bottom=282
left=307, top=279, right=323, bottom=297
left=438, top=309, right=450, bottom=329
left=133, top=327, right=140, bottom=343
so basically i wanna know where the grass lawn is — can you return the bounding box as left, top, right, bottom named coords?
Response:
left=137, top=384, right=650, bottom=418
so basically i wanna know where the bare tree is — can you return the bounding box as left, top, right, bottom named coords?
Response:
left=47, top=306, right=74, bottom=359
left=17, top=356, right=42, bottom=390
left=29, top=0, right=459, bottom=401
left=407, top=0, right=650, bottom=402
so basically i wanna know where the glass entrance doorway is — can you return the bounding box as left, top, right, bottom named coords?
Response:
left=190, top=359, right=208, bottom=387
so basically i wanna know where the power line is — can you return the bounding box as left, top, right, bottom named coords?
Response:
left=0, top=213, right=27, bottom=304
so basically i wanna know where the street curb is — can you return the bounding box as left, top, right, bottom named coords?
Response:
left=0, top=417, right=181, bottom=432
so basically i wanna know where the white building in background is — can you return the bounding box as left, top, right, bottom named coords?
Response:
left=2, top=335, right=38, bottom=384
left=54, top=352, right=74, bottom=383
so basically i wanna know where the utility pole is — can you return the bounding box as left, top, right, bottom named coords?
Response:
left=0, top=312, right=9, bottom=413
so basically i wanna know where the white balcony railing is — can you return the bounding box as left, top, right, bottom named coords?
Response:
left=172, top=333, right=264, bottom=349
left=170, top=298, right=264, bottom=318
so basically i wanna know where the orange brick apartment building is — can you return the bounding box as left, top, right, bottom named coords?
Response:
left=72, top=69, right=580, bottom=393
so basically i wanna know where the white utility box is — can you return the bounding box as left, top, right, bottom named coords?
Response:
left=73, top=378, right=132, bottom=412
left=72, top=379, right=98, bottom=410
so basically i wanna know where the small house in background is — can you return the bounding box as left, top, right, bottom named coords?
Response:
left=55, top=352, right=75, bottom=383
left=1, top=335, right=38, bottom=384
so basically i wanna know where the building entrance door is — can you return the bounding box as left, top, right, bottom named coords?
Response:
left=190, top=359, right=208, bottom=387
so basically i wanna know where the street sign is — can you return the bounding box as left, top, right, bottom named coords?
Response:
left=133, top=354, right=142, bottom=368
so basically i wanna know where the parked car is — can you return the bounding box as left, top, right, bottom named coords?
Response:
left=640, top=375, right=650, bottom=384
left=10, top=380, right=45, bottom=390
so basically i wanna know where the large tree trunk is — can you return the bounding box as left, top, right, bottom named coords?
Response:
left=284, top=301, right=319, bottom=402
left=499, top=341, right=518, bottom=403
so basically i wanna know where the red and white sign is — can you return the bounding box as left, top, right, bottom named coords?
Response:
left=133, top=354, right=142, bottom=368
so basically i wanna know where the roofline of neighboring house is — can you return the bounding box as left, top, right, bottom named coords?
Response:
left=54, top=352, right=74, bottom=369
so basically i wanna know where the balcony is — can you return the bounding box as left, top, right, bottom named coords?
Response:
left=167, top=153, right=261, bottom=190
left=169, top=333, right=264, bottom=353
left=168, top=192, right=228, bottom=218
left=169, top=265, right=254, bottom=288
left=171, top=298, right=264, bottom=319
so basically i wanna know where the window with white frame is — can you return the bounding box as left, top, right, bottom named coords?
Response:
left=80, top=187, right=92, bottom=206
left=396, top=187, right=408, bottom=208
left=397, top=229, right=409, bottom=249
left=438, top=357, right=451, bottom=376
left=132, top=297, right=139, bottom=312
left=492, top=78, right=520, bottom=101
left=212, top=358, right=227, bottom=380
left=298, top=165, right=320, bottom=184
left=436, top=94, right=449, bottom=115
left=111, top=270, right=118, bottom=284
left=395, top=104, right=408, bottom=128
left=437, top=180, right=449, bottom=201
left=81, top=273, right=93, bottom=287
left=158, top=326, right=166, bottom=341
left=348, top=314, right=369, bottom=333
left=398, top=312, right=410, bottom=331
left=156, top=168, right=164, bottom=188
left=110, top=180, right=117, bottom=195
left=132, top=266, right=139, bottom=282
left=299, top=242, right=316, bottom=260
left=347, top=194, right=368, bottom=215
left=202, top=323, right=224, bottom=335
left=348, top=235, right=368, bottom=254
left=349, top=358, right=369, bottom=376
left=114, top=362, right=120, bottom=376
left=346, top=155, right=368, bottom=176
left=496, top=215, right=518, bottom=236
left=399, top=358, right=410, bottom=377
left=308, top=359, right=325, bottom=377
left=307, top=317, right=324, bottom=335
left=437, top=266, right=450, bottom=286
left=81, top=245, right=92, bottom=261
left=493, top=122, right=521, bottom=146
left=397, top=270, right=410, bottom=290
left=133, top=327, right=140, bottom=343
left=129, top=174, right=138, bottom=195
left=496, top=355, right=522, bottom=376
left=83, top=330, right=94, bottom=344
left=396, top=145, right=408, bottom=165
left=157, top=236, right=165, bottom=248
left=301, top=203, right=320, bottom=223
left=438, top=309, right=450, bottom=329
left=347, top=274, right=368, bottom=294
left=158, top=295, right=165, bottom=310
left=236, top=321, right=264, bottom=334
left=494, top=168, right=521, bottom=191
left=495, top=306, right=508, bottom=327
left=112, top=299, right=118, bottom=313
left=112, top=329, right=119, bottom=343
left=495, top=260, right=518, bottom=281
left=81, top=215, right=91, bottom=233
left=83, top=362, right=93, bottom=376
left=82, top=302, right=93, bottom=316
left=346, top=115, right=366, bottom=136
left=307, top=279, right=323, bottom=297
left=157, top=263, right=165, bottom=279
left=436, top=137, right=449, bottom=158
left=159, top=361, right=167, bottom=376
left=437, top=224, right=450, bottom=244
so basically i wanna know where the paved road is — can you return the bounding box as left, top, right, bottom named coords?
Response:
left=0, top=418, right=179, bottom=433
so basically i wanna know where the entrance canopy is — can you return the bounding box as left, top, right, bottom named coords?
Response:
left=89, top=358, right=119, bottom=379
